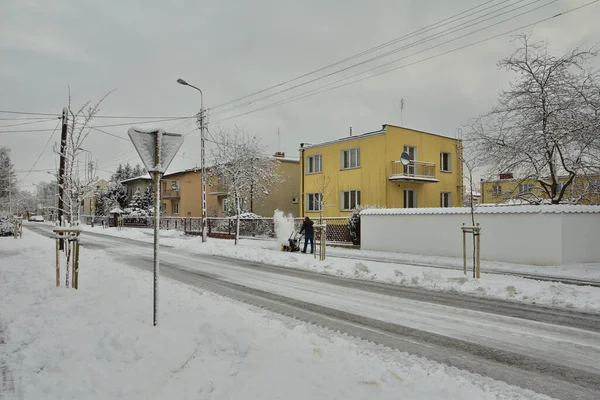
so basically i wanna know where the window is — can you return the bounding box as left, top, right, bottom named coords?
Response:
left=403, top=145, right=416, bottom=175
left=341, top=148, right=360, bottom=169
left=306, top=193, right=322, bottom=212
left=161, top=203, right=166, bottom=213
left=341, top=190, right=361, bottom=211
left=590, top=180, right=600, bottom=193
left=307, top=155, right=322, bottom=174
left=440, top=152, right=451, bottom=172
left=519, top=183, right=532, bottom=194
left=172, top=202, right=179, bottom=214
left=222, top=199, right=229, bottom=213
left=441, top=192, right=452, bottom=207
left=557, top=182, right=565, bottom=192
left=404, top=189, right=417, bottom=208
left=492, top=185, right=502, bottom=195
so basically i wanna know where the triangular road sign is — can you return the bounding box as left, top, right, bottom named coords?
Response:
left=128, top=128, right=184, bottom=173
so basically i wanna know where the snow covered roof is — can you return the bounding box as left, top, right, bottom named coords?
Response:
left=110, top=208, right=124, bottom=214
left=360, top=205, right=600, bottom=216
left=299, top=124, right=458, bottom=150
left=120, top=174, right=152, bottom=184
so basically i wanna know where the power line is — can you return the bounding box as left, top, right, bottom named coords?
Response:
left=0, top=117, right=59, bottom=128
left=0, top=116, right=58, bottom=121
left=0, top=116, right=192, bottom=134
left=211, top=0, right=597, bottom=125
left=0, top=110, right=57, bottom=116
left=20, top=120, right=61, bottom=182
left=210, top=0, right=553, bottom=118
left=90, top=127, right=130, bottom=141
left=208, top=0, right=502, bottom=111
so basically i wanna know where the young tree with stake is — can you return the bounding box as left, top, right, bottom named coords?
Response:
left=59, top=87, right=115, bottom=224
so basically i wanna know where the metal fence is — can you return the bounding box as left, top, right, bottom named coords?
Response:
left=204, top=217, right=352, bottom=243
left=80, top=215, right=354, bottom=244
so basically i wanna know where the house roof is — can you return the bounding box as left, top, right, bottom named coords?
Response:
left=300, top=124, right=460, bottom=150
left=120, top=174, right=152, bottom=184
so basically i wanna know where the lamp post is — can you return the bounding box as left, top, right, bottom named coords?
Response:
left=177, top=78, right=207, bottom=242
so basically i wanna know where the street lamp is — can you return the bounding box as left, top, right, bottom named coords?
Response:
left=177, top=77, right=207, bottom=242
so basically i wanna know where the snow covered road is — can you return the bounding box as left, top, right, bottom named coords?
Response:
left=26, top=224, right=600, bottom=400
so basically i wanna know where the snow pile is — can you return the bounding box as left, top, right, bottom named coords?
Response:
left=273, top=209, right=295, bottom=247
left=0, top=212, right=13, bottom=236
left=0, top=232, right=553, bottom=399
left=75, top=226, right=600, bottom=312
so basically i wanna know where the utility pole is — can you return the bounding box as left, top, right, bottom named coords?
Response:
left=8, top=177, right=11, bottom=216
left=58, top=108, right=68, bottom=249
left=177, top=78, right=207, bottom=242
left=197, top=107, right=207, bottom=242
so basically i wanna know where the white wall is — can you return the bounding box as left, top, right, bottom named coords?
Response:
left=360, top=205, right=600, bottom=266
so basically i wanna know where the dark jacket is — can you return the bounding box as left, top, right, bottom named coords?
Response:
left=300, top=219, right=314, bottom=237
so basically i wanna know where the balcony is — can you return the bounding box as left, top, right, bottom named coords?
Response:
left=389, top=160, right=439, bottom=183
left=208, top=184, right=228, bottom=196
left=162, top=189, right=180, bottom=199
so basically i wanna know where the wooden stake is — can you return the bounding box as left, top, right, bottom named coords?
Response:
left=462, top=224, right=467, bottom=275
left=55, top=234, right=60, bottom=287
left=476, top=223, right=481, bottom=279
left=73, top=238, right=80, bottom=289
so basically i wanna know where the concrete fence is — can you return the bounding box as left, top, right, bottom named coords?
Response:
left=360, top=205, right=600, bottom=266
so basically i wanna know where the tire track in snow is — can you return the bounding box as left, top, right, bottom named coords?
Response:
left=121, top=255, right=600, bottom=400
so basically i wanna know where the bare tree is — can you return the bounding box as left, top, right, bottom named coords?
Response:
left=59, top=87, right=115, bottom=224
left=209, top=127, right=281, bottom=245
left=312, top=174, right=333, bottom=223
left=464, top=35, right=600, bottom=204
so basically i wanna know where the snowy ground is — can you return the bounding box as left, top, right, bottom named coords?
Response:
left=0, top=232, right=555, bottom=399
left=75, top=224, right=600, bottom=313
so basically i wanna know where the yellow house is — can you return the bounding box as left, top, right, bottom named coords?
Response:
left=81, top=179, right=109, bottom=215
left=208, top=153, right=301, bottom=217
left=160, top=169, right=220, bottom=217
left=480, top=173, right=600, bottom=205
left=299, top=124, right=463, bottom=217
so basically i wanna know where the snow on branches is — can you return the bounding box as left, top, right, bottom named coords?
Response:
left=464, top=35, right=600, bottom=204
left=209, top=127, right=281, bottom=244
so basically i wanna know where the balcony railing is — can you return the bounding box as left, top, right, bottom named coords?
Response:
left=162, top=190, right=180, bottom=199
left=389, top=160, right=438, bottom=182
left=208, top=184, right=228, bottom=196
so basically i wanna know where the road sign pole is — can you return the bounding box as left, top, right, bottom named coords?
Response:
left=128, top=127, right=183, bottom=327
left=153, top=133, right=161, bottom=326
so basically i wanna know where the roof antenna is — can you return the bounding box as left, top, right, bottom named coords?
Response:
left=277, top=127, right=281, bottom=151
left=400, top=98, right=404, bottom=126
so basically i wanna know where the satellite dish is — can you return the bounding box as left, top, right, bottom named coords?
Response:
left=400, top=152, right=411, bottom=166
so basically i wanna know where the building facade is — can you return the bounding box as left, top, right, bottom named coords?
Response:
left=480, top=173, right=600, bottom=205
left=208, top=153, right=301, bottom=217
left=121, top=174, right=152, bottom=202
left=299, top=124, right=463, bottom=218
left=81, top=179, right=109, bottom=216
left=160, top=168, right=220, bottom=217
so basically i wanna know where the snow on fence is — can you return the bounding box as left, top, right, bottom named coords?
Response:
left=81, top=214, right=354, bottom=244
left=360, top=205, right=600, bottom=266
left=203, top=217, right=352, bottom=243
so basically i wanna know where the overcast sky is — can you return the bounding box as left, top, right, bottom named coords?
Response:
left=1, top=0, right=599, bottom=190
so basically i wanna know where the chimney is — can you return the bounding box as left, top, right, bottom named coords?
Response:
left=274, top=151, right=285, bottom=158
left=499, top=173, right=513, bottom=180
left=350, top=127, right=353, bottom=136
